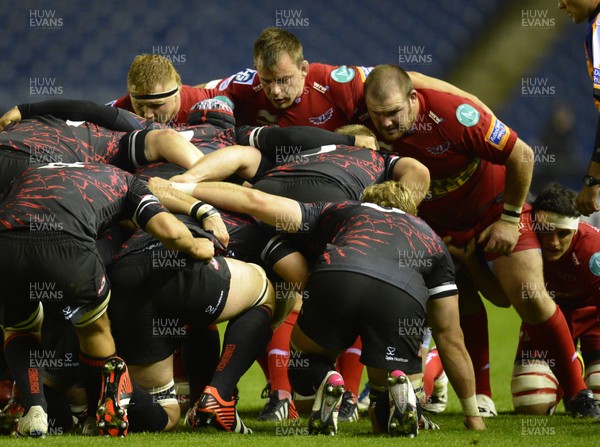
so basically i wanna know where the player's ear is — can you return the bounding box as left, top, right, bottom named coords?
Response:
left=300, top=60, right=309, bottom=78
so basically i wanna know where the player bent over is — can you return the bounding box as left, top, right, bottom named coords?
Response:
left=183, top=179, right=486, bottom=435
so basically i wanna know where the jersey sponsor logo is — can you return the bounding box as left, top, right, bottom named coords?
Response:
left=385, top=346, right=409, bottom=362
left=257, top=109, right=278, bottom=125
left=357, top=66, right=373, bottom=82
left=428, top=110, right=443, bottom=124
left=97, top=275, right=107, bottom=295
left=426, top=141, right=450, bottom=155
left=312, top=81, right=329, bottom=94
left=455, top=104, right=480, bottom=127
left=331, top=65, right=355, bottom=83
left=218, top=75, right=234, bottom=91
left=485, top=117, right=511, bottom=150
left=589, top=252, right=600, bottom=276
left=233, top=69, right=257, bottom=85
left=205, top=290, right=224, bottom=315
left=308, top=107, right=334, bottom=125
left=66, top=120, right=85, bottom=127
left=253, top=83, right=264, bottom=93
left=594, top=68, right=600, bottom=86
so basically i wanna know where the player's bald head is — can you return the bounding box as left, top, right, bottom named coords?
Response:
left=364, top=64, right=413, bottom=102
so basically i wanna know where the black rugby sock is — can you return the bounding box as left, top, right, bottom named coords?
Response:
left=3, top=333, right=47, bottom=411
left=79, top=352, right=114, bottom=416
left=127, top=382, right=169, bottom=433
left=182, top=324, right=221, bottom=403
left=369, top=387, right=389, bottom=429
left=44, top=385, right=73, bottom=433
left=288, top=352, right=334, bottom=397
left=209, top=305, right=273, bottom=401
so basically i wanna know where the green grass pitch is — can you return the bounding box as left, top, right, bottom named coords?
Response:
left=3, top=301, right=598, bottom=446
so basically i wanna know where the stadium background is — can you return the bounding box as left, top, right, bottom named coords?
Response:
left=1, top=0, right=595, bottom=195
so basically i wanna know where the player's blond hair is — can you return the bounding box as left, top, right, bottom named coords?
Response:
left=253, top=27, right=304, bottom=70
left=335, top=124, right=380, bottom=151
left=127, top=54, right=182, bottom=93
left=362, top=181, right=418, bottom=215
left=364, top=64, right=413, bottom=102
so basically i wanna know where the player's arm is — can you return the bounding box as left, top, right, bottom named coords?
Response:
left=478, top=137, right=533, bottom=254
left=147, top=176, right=229, bottom=248
left=185, top=181, right=304, bottom=232
left=170, top=145, right=263, bottom=183
left=128, top=184, right=215, bottom=261
left=237, top=126, right=357, bottom=158
left=144, top=212, right=215, bottom=261
left=426, top=294, right=485, bottom=430
left=408, top=72, right=492, bottom=114
left=11, top=99, right=146, bottom=131
left=577, top=115, right=600, bottom=215
left=142, top=128, right=204, bottom=169
left=390, top=156, right=431, bottom=207
left=444, top=237, right=511, bottom=308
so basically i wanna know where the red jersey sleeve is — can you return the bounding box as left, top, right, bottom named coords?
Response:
left=421, top=89, right=518, bottom=165
left=110, top=94, right=133, bottom=112
left=314, top=64, right=371, bottom=122
left=574, top=223, right=600, bottom=300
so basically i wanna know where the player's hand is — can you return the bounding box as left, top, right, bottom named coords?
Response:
left=188, top=237, right=215, bottom=261
left=0, top=106, right=22, bottom=131
left=477, top=219, right=520, bottom=255
left=464, top=416, right=486, bottom=431
left=443, top=236, right=476, bottom=265
left=353, top=135, right=378, bottom=151
left=202, top=213, right=229, bottom=248
left=576, top=185, right=600, bottom=216
left=169, top=173, right=196, bottom=183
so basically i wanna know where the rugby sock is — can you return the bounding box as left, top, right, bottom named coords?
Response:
left=209, top=305, right=273, bottom=401
left=182, top=324, right=221, bottom=403
left=79, top=352, right=114, bottom=415
left=336, top=337, right=364, bottom=397
left=460, top=307, right=492, bottom=397
left=127, top=382, right=169, bottom=433
left=3, top=333, right=47, bottom=411
left=267, top=310, right=298, bottom=396
left=288, top=353, right=334, bottom=397
left=523, top=306, right=585, bottom=399
left=0, top=332, right=12, bottom=381
left=369, top=386, right=389, bottom=430
left=44, top=385, right=73, bottom=433
left=423, top=348, right=444, bottom=398
left=256, top=351, right=270, bottom=386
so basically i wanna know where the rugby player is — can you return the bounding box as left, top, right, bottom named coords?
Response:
left=360, top=64, right=600, bottom=418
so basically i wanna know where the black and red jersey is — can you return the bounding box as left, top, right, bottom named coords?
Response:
left=0, top=116, right=124, bottom=165
left=261, top=145, right=399, bottom=200
left=130, top=161, right=265, bottom=263
left=299, top=200, right=457, bottom=309
left=0, top=162, right=165, bottom=243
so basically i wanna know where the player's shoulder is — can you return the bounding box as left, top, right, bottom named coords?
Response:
left=575, top=222, right=600, bottom=253
left=110, top=93, right=131, bottom=109
left=308, top=63, right=372, bottom=87
left=570, top=223, right=600, bottom=273
left=216, top=68, right=260, bottom=93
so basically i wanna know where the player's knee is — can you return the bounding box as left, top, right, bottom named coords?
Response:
left=585, top=362, right=600, bottom=401
left=149, top=380, right=180, bottom=431
left=246, top=263, right=274, bottom=310
left=511, top=360, right=558, bottom=415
